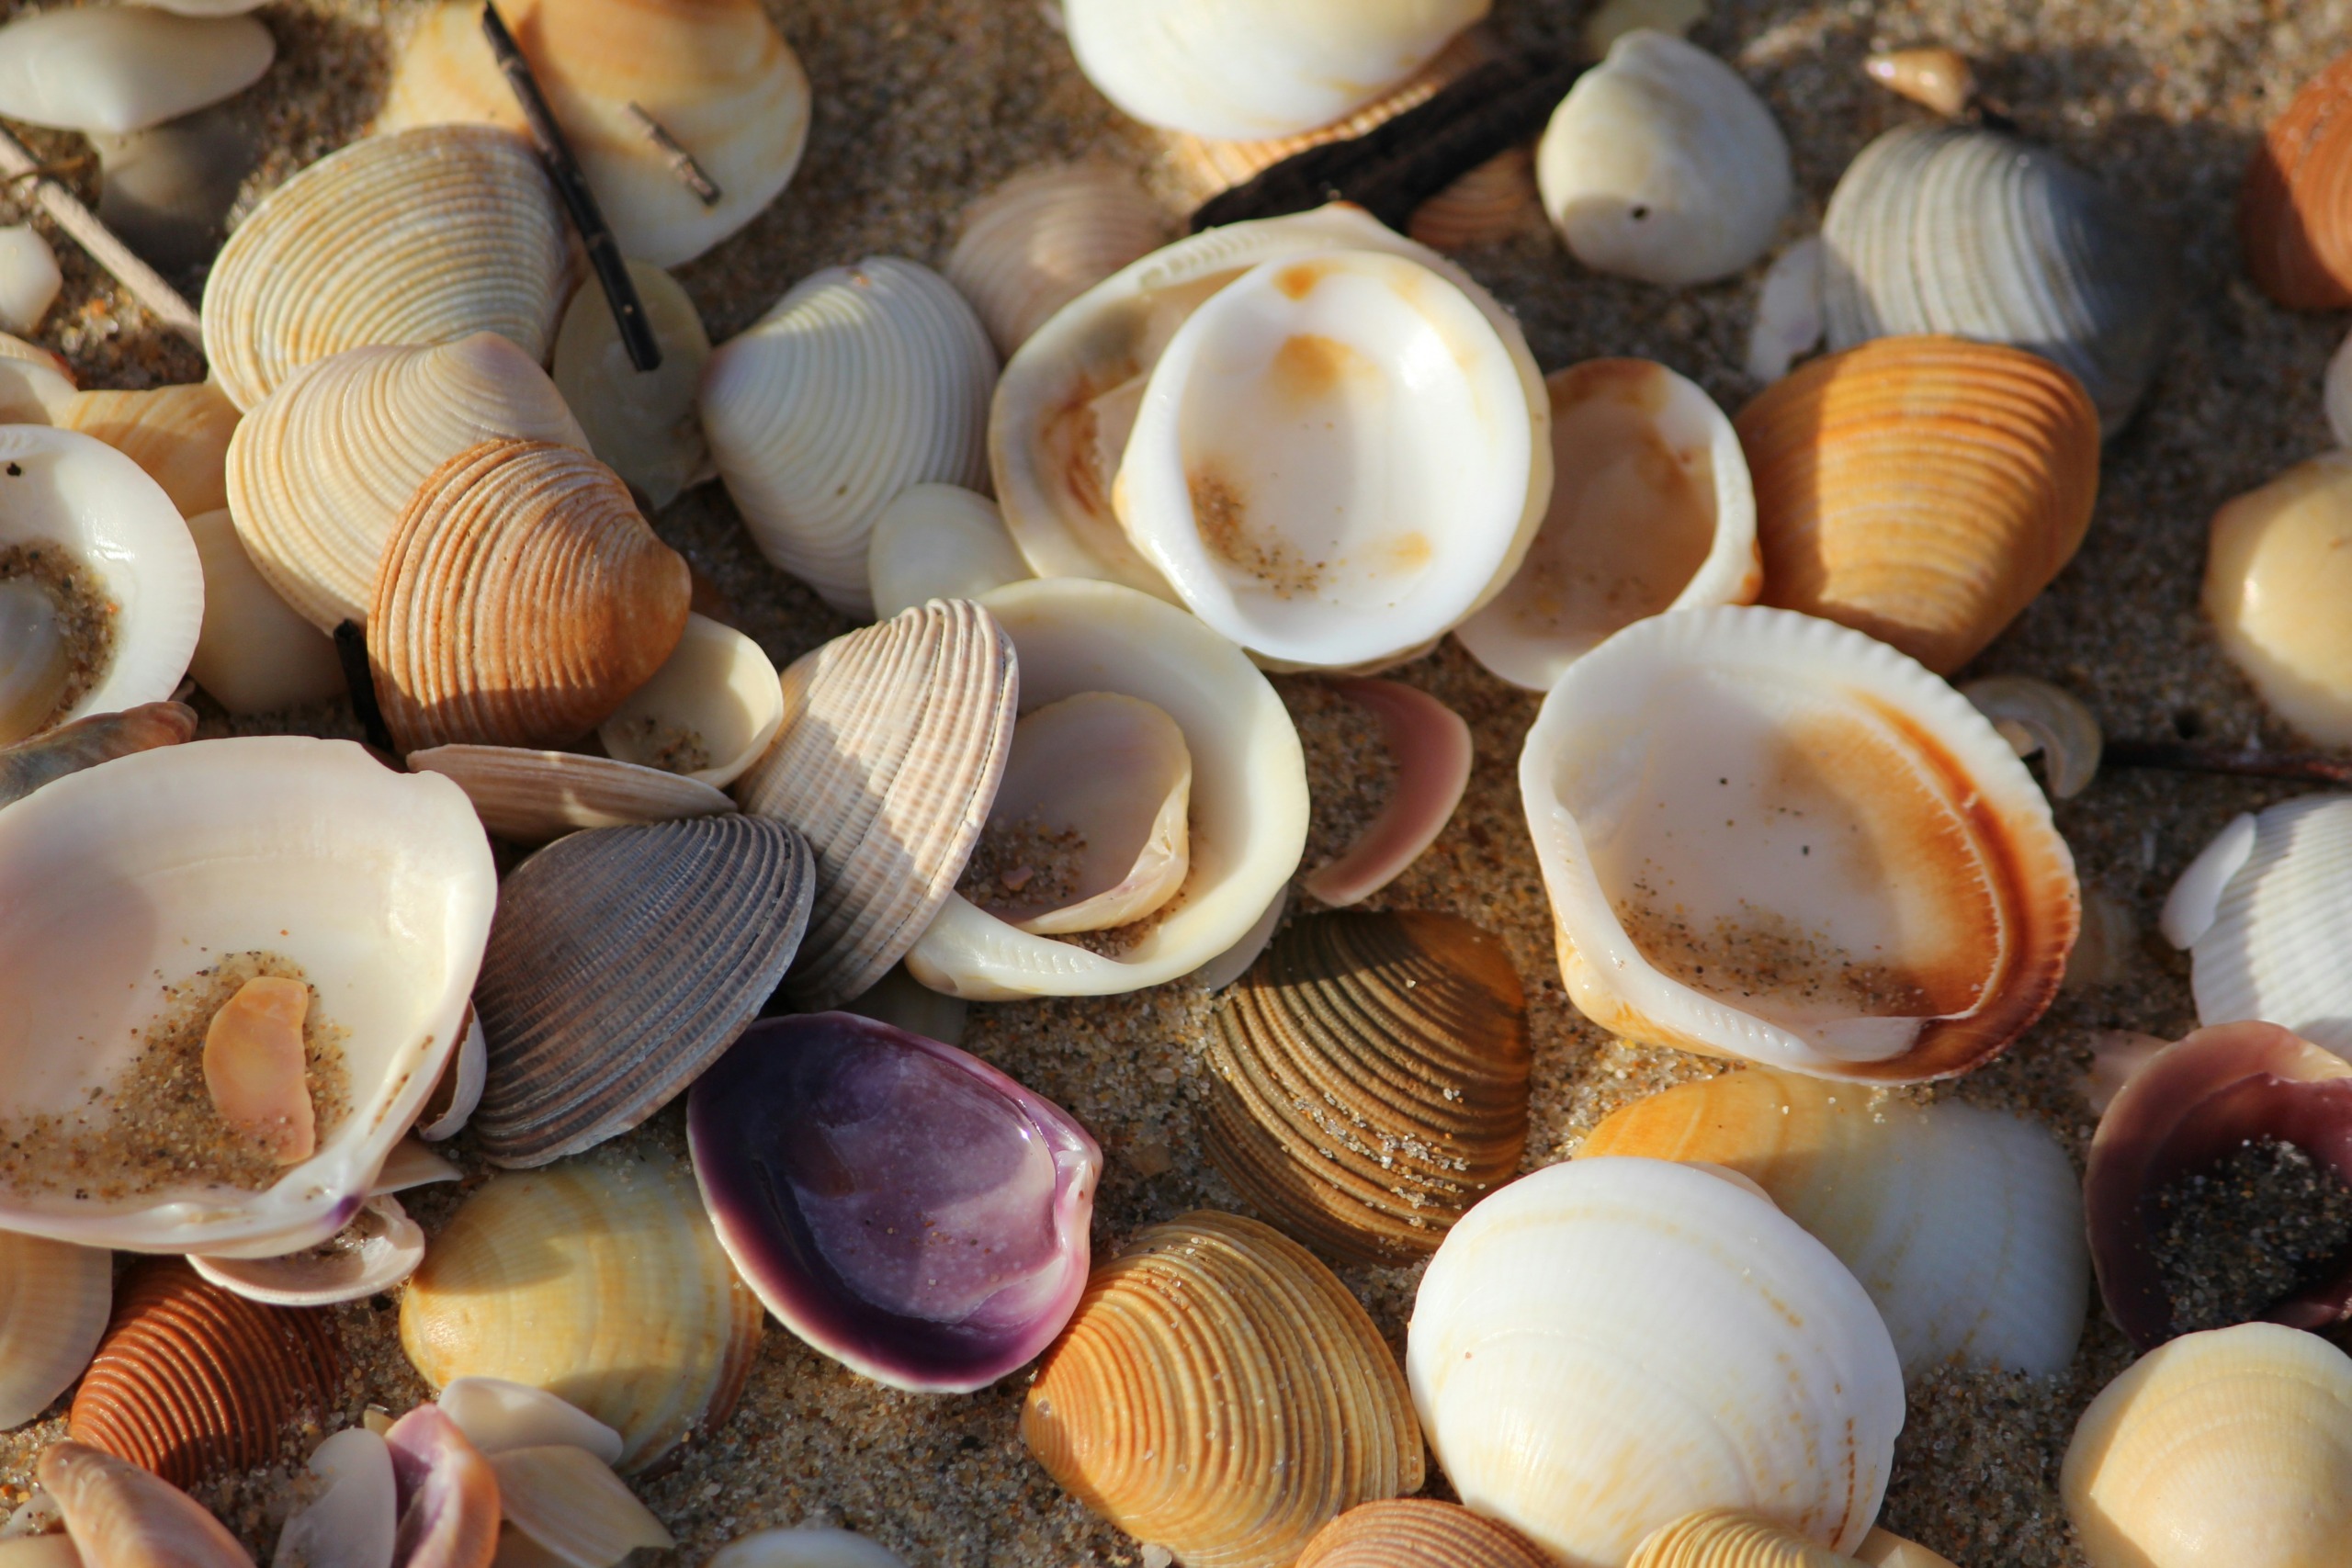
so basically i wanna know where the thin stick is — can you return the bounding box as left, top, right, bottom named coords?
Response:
left=2103, top=739, right=2352, bottom=788
left=0, top=122, right=203, bottom=347
left=624, top=102, right=721, bottom=207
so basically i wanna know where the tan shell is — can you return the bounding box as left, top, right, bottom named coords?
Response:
left=1407, top=147, right=1543, bottom=251
left=2203, top=451, right=2352, bottom=748
left=2240, top=51, right=2352, bottom=310
left=552, top=259, right=712, bottom=510
left=731, top=599, right=1017, bottom=1010
left=1205, top=911, right=1530, bottom=1265
left=1862, top=48, right=1975, bottom=117
left=368, top=439, right=692, bottom=753
left=1627, top=1511, right=1959, bottom=1568
left=944, top=164, right=1168, bottom=356
left=1022, top=1211, right=1423, bottom=1568
left=201, top=126, right=574, bottom=411
left=596, top=613, right=784, bottom=788
left=184, top=508, right=345, bottom=716
left=408, top=744, right=733, bottom=844
left=1295, top=1501, right=1553, bottom=1568
left=0, top=1231, right=110, bottom=1430
left=54, top=380, right=239, bottom=519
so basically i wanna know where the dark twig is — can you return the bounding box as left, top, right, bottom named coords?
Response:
left=624, top=102, right=721, bottom=207
left=2103, top=739, right=2352, bottom=788
left=334, top=620, right=397, bottom=757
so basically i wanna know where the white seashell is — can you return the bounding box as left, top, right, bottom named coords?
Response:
left=190, top=1195, right=427, bottom=1306
left=1746, top=235, right=1825, bottom=382
left=596, top=613, right=783, bottom=789
left=945, top=164, right=1168, bottom=356
left=438, top=1378, right=625, bottom=1465
left=184, top=509, right=345, bottom=716
left=703, top=258, right=996, bottom=615
left=272, top=1427, right=396, bottom=1568
left=0, top=1231, right=110, bottom=1429
left=2327, top=326, right=2352, bottom=448
left=1582, top=0, right=1707, bottom=58
left=406, top=745, right=734, bottom=845
left=2159, top=811, right=2257, bottom=949
left=553, top=260, right=712, bottom=511
left=1535, top=30, right=1792, bottom=287
left=866, top=485, right=1032, bottom=618
left=2203, top=452, right=2352, bottom=748
left=2164, top=795, right=2352, bottom=1057
left=1408, top=1156, right=1903, bottom=1563
left=709, top=1529, right=908, bottom=1568
left=0, top=227, right=61, bottom=336
left=89, top=105, right=264, bottom=276
left=1184, top=886, right=1288, bottom=991
left=0, top=339, right=73, bottom=425
left=1962, top=675, right=2102, bottom=799
left=1456, top=358, right=1758, bottom=690
left=839, top=964, right=968, bottom=1048
left=0, top=7, right=272, bottom=136
left=488, top=1446, right=673, bottom=1568
left=370, top=1137, right=462, bottom=1195
left=416, top=1009, right=487, bottom=1141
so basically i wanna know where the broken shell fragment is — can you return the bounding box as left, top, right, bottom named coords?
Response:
left=406, top=746, right=733, bottom=846
left=2163, top=796, right=2352, bottom=1057
left=553, top=260, right=713, bottom=511
left=0, top=7, right=272, bottom=136
left=1299, top=678, right=1470, bottom=908
left=595, top=614, right=783, bottom=789
left=0, top=1232, right=111, bottom=1430
left=2240, top=51, right=2352, bottom=311
left=55, top=379, right=241, bottom=522
left=416, top=1013, right=487, bottom=1143
left=89, top=104, right=263, bottom=276
left=865, top=486, right=1031, bottom=619
left=1747, top=236, right=1826, bottom=384
left=1962, top=675, right=2103, bottom=799
left=273, top=1427, right=396, bottom=1568
left=2203, top=452, right=2352, bottom=748
left=1862, top=47, right=1976, bottom=117
left=945, top=164, right=1168, bottom=356
left=1295, top=1500, right=1553, bottom=1568
left=186, top=510, right=345, bottom=716
left=190, top=1195, right=427, bottom=1307
left=202, top=974, right=317, bottom=1165
left=385, top=1404, right=501, bottom=1568
left=438, top=1379, right=623, bottom=1466
left=40, top=1441, right=252, bottom=1568
left=488, top=1446, right=672, bottom=1568
left=0, top=227, right=60, bottom=336
left=0, top=702, right=195, bottom=811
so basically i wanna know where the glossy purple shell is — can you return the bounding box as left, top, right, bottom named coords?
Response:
left=687, top=1012, right=1102, bottom=1393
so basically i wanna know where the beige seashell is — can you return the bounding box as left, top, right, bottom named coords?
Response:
left=1295, top=1500, right=1554, bottom=1568
left=865, top=485, right=1031, bottom=619
left=1408, top=148, right=1544, bottom=251
left=406, top=745, right=734, bottom=844
left=1627, top=1511, right=1957, bottom=1568
left=489, top=1446, right=673, bottom=1568
left=185, top=509, right=345, bottom=716
left=0, top=226, right=61, bottom=336
left=40, top=1442, right=251, bottom=1568
left=202, top=126, right=574, bottom=412
left=271, top=1427, right=395, bottom=1568
left=0, top=339, right=74, bottom=425
left=1962, top=675, right=2103, bottom=798
left=438, top=1377, right=624, bottom=1464
left=55, top=380, right=240, bottom=522
left=0, top=1231, right=110, bottom=1430
left=1862, top=48, right=1976, bottom=117
left=0, top=702, right=196, bottom=811
left=0, top=1540, right=75, bottom=1568
left=188, top=1194, right=426, bottom=1306
left=0, top=7, right=272, bottom=136
left=596, top=614, right=783, bottom=788
left=707, top=1530, right=907, bottom=1568
left=945, top=165, right=1169, bottom=357
left=553, top=259, right=711, bottom=511
left=2203, top=451, right=2352, bottom=748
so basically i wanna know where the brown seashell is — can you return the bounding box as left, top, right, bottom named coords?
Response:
left=1735, top=334, right=2101, bottom=674
left=2240, top=51, right=2352, bottom=310
left=368, top=439, right=691, bottom=754
left=1204, top=911, right=1529, bottom=1265
left=1021, top=1210, right=1423, bottom=1568
left=69, top=1258, right=341, bottom=1487
left=54, top=380, right=239, bottom=520
left=1625, top=1510, right=1958, bottom=1568
left=1297, top=1500, right=1553, bottom=1568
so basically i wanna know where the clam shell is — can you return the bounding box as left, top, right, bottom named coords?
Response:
left=0, top=225, right=61, bottom=335
left=2203, top=452, right=2352, bottom=748
left=702, top=257, right=996, bottom=616
left=0, top=1232, right=110, bottom=1430
left=0, top=7, right=272, bottom=136
left=708, top=1530, right=907, bottom=1568
left=1299, top=678, right=1471, bottom=908
left=552, top=260, right=712, bottom=510
left=69, top=1258, right=342, bottom=1486
left=1747, top=236, right=1826, bottom=384
left=227, top=335, right=592, bottom=634
left=1862, top=48, right=1975, bottom=117
left=1735, top=334, right=2102, bottom=674
left=1204, top=911, right=1530, bottom=1264
left=438, top=1378, right=623, bottom=1464
left=1021, top=1211, right=1425, bottom=1568
left=55, top=380, right=240, bottom=522
left=2240, top=52, right=2352, bottom=310
left=406, top=745, right=733, bottom=845
left=201, top=126, right=574, bottom=412
left=732, top=600, right=1018, bottom=1010
left=186, top=509, right=345, bottom=716
left=1822, top=124, right=2176, bottom=434
left=489, top=1445, right=673, bottom=1568
left=1295, top=1500, right=1553, bottom=1568
left=945, top=165, right=1169, bottom=357
left=368, top=439, right=692, bottom=754
left=865, top=485, right=1032, bottom=620
left=189, top=1195, right=426, bottom=1307
left=39, top=1441, right=251, bottom=1568
left=399, top=1145, right=763, bottom=1473
left=596, top=614, right=784, bottom=789
left=272, top=1427, right=396, bottom=1568
left=470, top=815, right=814, bottom=1167
left=2163, top=795, right=2352, bottom=1056
left=0, top=702, right=196, bottom=811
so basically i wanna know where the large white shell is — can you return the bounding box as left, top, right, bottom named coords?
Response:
left=865, top=485, right=1032, bottom=619
left=2164, top=795, right=2352, bottom=1059
left=184, top=509, right=345, bottom=716
left=944, top=165, right=1169, bottom=356
left=0, top=7, right=273, bottom=136
left=1407, top=1156, right=1904, bottom=1563
left=0, top=1232, right=110, bottom=1429
left=595, top=613, right=784, bottom=789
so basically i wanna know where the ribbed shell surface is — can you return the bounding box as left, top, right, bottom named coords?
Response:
left=1205, top=911, right=1530, bottom=1265
left=202, top=126, right=573, bottom=411
left=1020, top=1211, right=1424, bottom=1568
left=944, top=166, right=1166, bottom=357
left=0, top=1231, right=111, bottom=1429
left=368, top=438, right=692, bottom=752
left=2240, top=51, right=2352, bottom=310
left=407, top=744, right=733, bottom=844
left=1628, top=1510, right=1860, bottom=1568
left=2184, top=795, right=2352, bottom=1056
left=470, top=816, right=815, bottom=1166
left=1297, top=1501, right=1555, bottom=1568
left=731, top=599, right=1017, bottom=1010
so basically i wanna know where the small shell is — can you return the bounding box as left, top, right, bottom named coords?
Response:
left=40, top=1442, right=250, bottom=1568
left=865, top=485, right=1032, bottom=619
left=373, top=1137, right=464, bottom=1195
left=708, top=1531, right=907, bottom=1568
left=55, top=380, right=241, bottom=522
left=406, top=746, right=733, bottom=846
left=0, top=702, right=196, bottom=811
left=185, top=509, right=345, bottom=716
left=2240, top=52, right=2352, bottom=311
left=385, top=1404, right=501, bottom=1568
left=273, top=1427, right=396, bottom=1568
left=437, top=1378, right=623, bottom=1465
left=596, top=614, right=784, bottom=789
left=1408, top=149, right=1543, bottom=252
left=202, top=126, right=574, bottom=412
left=1022, top=1211, right=1425, bottom=1568
left=2203, top=452, right=2352, bottom=748
left=489, top=1446, right=673, bottom=1568
left=1295, top=1500, right=1553, bottom=1568
left=0, top=227, right=61, bottom=336
left=552, top=260, right=713, bottom=510
left=1204, top=911, right=1530, bottom=1264
left=702, top=257, right=995, bottom=615
left=0, top=7, right=272, bottom=135
left=1299, top=679, right=1470, bottom=907
left=1736, top=334, right=2102, bottom=674
left=1962, top=675, right=2103, bottom=798
left=191, top=1196, right=426, bottom=1307
left=1628, top=1512, right=1958, bottom=1568
left=0, top=1232, right=111, bottom=1430
left=1862, top=48, right=1975, bottom=117
left=1746, top=236, right=1825, bottom=384
left=2163, top=795, right=2352, bottom=1056
left=945, top=165, right=1169, bottom=356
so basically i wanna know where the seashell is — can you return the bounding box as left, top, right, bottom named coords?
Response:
left=1295, top=1500, right=1553, bottom=1568
left=89, top=103, right=263, bottom=277
left=2082, top=1029, right=2170, bottom=1116
left=702, top=258, right=996, bottom=615
left=838, top=964, right=968, bottom=1048
left=379, top=0, right=811, bottom=268
left=54, top=380, right=242, bottom=522
left=0, top=340, right=74, bottom=425
left=39, top=1441, right=251, bottom=1568
left=2061, top=1322, right=2352, bottom=1568
left=1580, top=1066, right=2088, bottom=1376
left=1298, top=678, right=1470, bottom=907
left=1821, top=124, right=2176, bottom=435
left=1862, top=48, right=1975, bottom=117
left=273, top=1427, right=395, bottom=1568
left=708, top=1530, right=906, bottom=1568
left=865, top=485, right=1032, bottom=620
left=903, top=579, right=1308, bottom=1000
left=2240, top=52, right=2352, bottom=311
left=228, top=335, right=590, bottom=635
left=185, top=510, right=345, bottom=716
left=945, top=164, right=1169, bottom=357
left=70, top=1258, right=342, bottom=1486
left=2162, top=795, right=2352, bottom=1056
left=1747, top=236, right=1825, bottom=384
left=406, top=746, right=732, bottom=846
left=1187, top=885, right=1289, bottom=991
left=2203, top=452, right=2352, bottom=747
left=1521, top=606, right=2077, bottom=1081
left=373, top=1137, right=463, bottom=1195
left=1536, top=31, right=1792, bottom=288
left=1962, top=675, right=2102, bottom=798
left=0, top=332, right=70, bottom=379
left=1627, top=1511, right=1958, bottom=1568
left=190, top=1195, right=427, bottom=1307
left=1457, top=358, right=1760, bottom=690
left=0, top=1232, right=111, bottom=1430
left=416, top=1011, right=487, bottom=1143
left=368, top=439, right=692, bottom=754
left=202, top=127, right=573, bottom=412
left=732, top=600, right=1017, bottom=1010
left=1581, top=0, right=1707, bottom=57
left=0, top=1539, right=74, bottom=1568
left=488, top=1446, right=672, bottom=1568
left=1853, top=1534, right=1962, bottom=1568
left=552, top=260, right=711, bottom=511
left=1022, top=1210, right=1424, bottom=1567
left=0, top=7, right=272, bottom=136
left=1408, top=149, right=1543, bottom=252
left=0, top=737, right=494, bottom=1255
left=438, top=1378, right=623, bottom=1465
left=0, top=702, right=196, bottom=811
left=595, top=614, right=784, bottom=789
left=1736, top=334, right=2102, bottom=674
left=0, top=226, right=60, bottom=335
left=688, top=1012, right=1102, bottom=1393
left=470, top=815, right=813, bottom=1167
left=1409, top=1157, right=1902, bottom=1563
left=2330, top=327, right=2352, bottom=446
left=385, top=1404, right=501, bottom=1568
left=1204, top=910, right=1530, bottom=1264
left=399, top=1145, right=763, bottom=1472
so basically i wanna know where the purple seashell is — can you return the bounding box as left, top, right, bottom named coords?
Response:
left=687, top=1012, right=1102, bottom=1393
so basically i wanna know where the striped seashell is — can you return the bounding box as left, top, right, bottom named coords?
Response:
left=1407, top=147, right=1542, bottom=251
left=944, top=165, right=1168, bottom=356
left=55, top=379, right=240, bottom=521
left=2163, top=796, right=2352, bottom=1060
left=0, top=701, right=195, bottom=811
left=1296, top=1501, right=1554, bottom=1568
left=0, top=1232, right=111, bottom=1430
left=2240, top=51, right=2352, bottom=311
left=407, top=744, right=734, bottom=844
left=201, top=126, right=574, bottom=412
left=1627, top=1510, right=1962, bottom=1568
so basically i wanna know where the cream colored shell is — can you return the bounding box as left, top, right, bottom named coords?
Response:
left=184, top=508, right=345, bottom=716
left=54, top=379, right=241, bottom=521
left=0, top=6, right=272, bottom=137
left=944, top=164, right=1168, bottom=356
left=2162, top=795, right=2352, bottom=1058
left=596, top=613, right=784, bottom=788
left=866, top=485, right=1032, bottom=619
left=553, top=259, right=713, bottom=510
left=2203, top=451, right=2352, bottom=748
left=407, top=745, right=733, bottom=845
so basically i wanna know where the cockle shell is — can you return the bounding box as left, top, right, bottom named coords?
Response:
left=1520, top=606, right=2078, bottom=1083
left=1626, top=1512, right=1959, bottom=1568
left=406, top=746, right=733, bottom=845
left=1205, top=911, right=1529, bottom=1264
left=273, top=1427, right=396, bottom=1568
left=190, top=1195, right=426, bottom=1307
left=401, top=1145, right=763, bottom=1472
left=0, top=226, right=61, bottom=336
left=865, top=486, right=1031, bottom=620
left=2062, top=1322, right=2352, bottom=1568
left=40, top=1442, right=251, bottom=1568
left=227, top=335, right=591, bottom=634
left=1407, top=1158, right=1904, bottom=1565
left=368, top=439, right=692, bottom=754
left=2240, top=51, right=2352, bottom=310
left=1295, top=1501, right=1553, bottom=1568
left=1300, top=678, right=1471, bottom=908
left=185, top=510, right=345, bottom=716
left=489, top=1445, right=673, bottom=1568
left=202, top=126, right=574, bottom=412
left=709, top=1531, right=907, bottom=1568
left=0, top=1232, right=110, bottom=1429
left=1022, top=1211, right=1424, bottom=1568
left=944, top=165, right=1169, bottom=357
left=2203, top=452, right=2352, bottom=747
left=1579, top=1066, right=2088, bottom=1376
left=1457, top=358, right=1760, bottom=690
left=0, top=7, right=272, bottom=136
left=552, top=261, right=712, bottom=511
left=0, top=702, right=195, bottom=811
left=56, top=379, right=241, bottom=522
left=1735, top=334, right=2102, bottom=674
left=596, top=614, right=784, bottom=788
left=2162, top=795, right=2352, bottom=1057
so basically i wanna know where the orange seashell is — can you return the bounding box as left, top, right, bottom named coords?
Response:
left=1736, top=334, right=2100, bottom=675
left=1297, top=1500, right=1554, bottom=1568
left=2240, top=51, right=2352, bottom=310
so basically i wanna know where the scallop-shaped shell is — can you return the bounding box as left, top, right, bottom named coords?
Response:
left=471, top=816, right=814, bottom=1167
left=0, top=6, right=272, bottom=136
left=1204, top=911, right=1529, bottom=1265
left=1822, top=123, right=2176, bottom=434
left=1295, top=1500, right=1553, bottom=1568
left=0, top=1232, right=110, bottom=1429
left=39, top=1441, right=254, bottom=1568
left=1735, top=334, right=2102, bottom=675
left=399, top=1145, right=763, bottom=1473
left=553, top=259, right=713, bottom=510
left=866, top=485, right=1032, bottom=620
left=184, top=509, right=345, bottom=716
left=702, top=257, right=995, bottom=616
left=2162, top=795, right=2352, bottom=1057
left=1521, top=606, right=2077, bottom=1082
left=188, top=1195, right=426, bottom=1307
left=2240, top=52, right=2352, bottom=311
left=55, top=379, right=241, bottom=520
left=69, top=1258, right=341, bottom=1486
left=1408, top=1158, right=1904, bottom=1564
left=368, top=439, right=692, bottom=754
left=1022, top=1211, right=1424, bottom=1568
left=732, top=600, right=1017, bottom=1010
left=0, top=702, right=195, bottom=810
left=1627, top=1511, right=1960, bottom=1568
left=1580, top=1066, right=2088, bottom=1376
left=227, top=335, right=592, bottom=634
left=2062, top=1323, right=2352, bottom=1568
left=597, top=614, right=784, bottom=788
left=407, top=745, right=733, bottom=844
left=945, top=165, right=1168, bottom=357
left=201, top=126, right=573, bottom=412
left=2203, top=452, right=2352, bottom=748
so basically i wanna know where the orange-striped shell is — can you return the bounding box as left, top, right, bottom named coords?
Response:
left=1298, top=1501, right=1554, bottom=1568
left=2240, top=51, right=2352, bottom=310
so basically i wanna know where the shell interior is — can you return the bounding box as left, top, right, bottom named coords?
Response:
left=596, top=612, right=784, bottom=790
